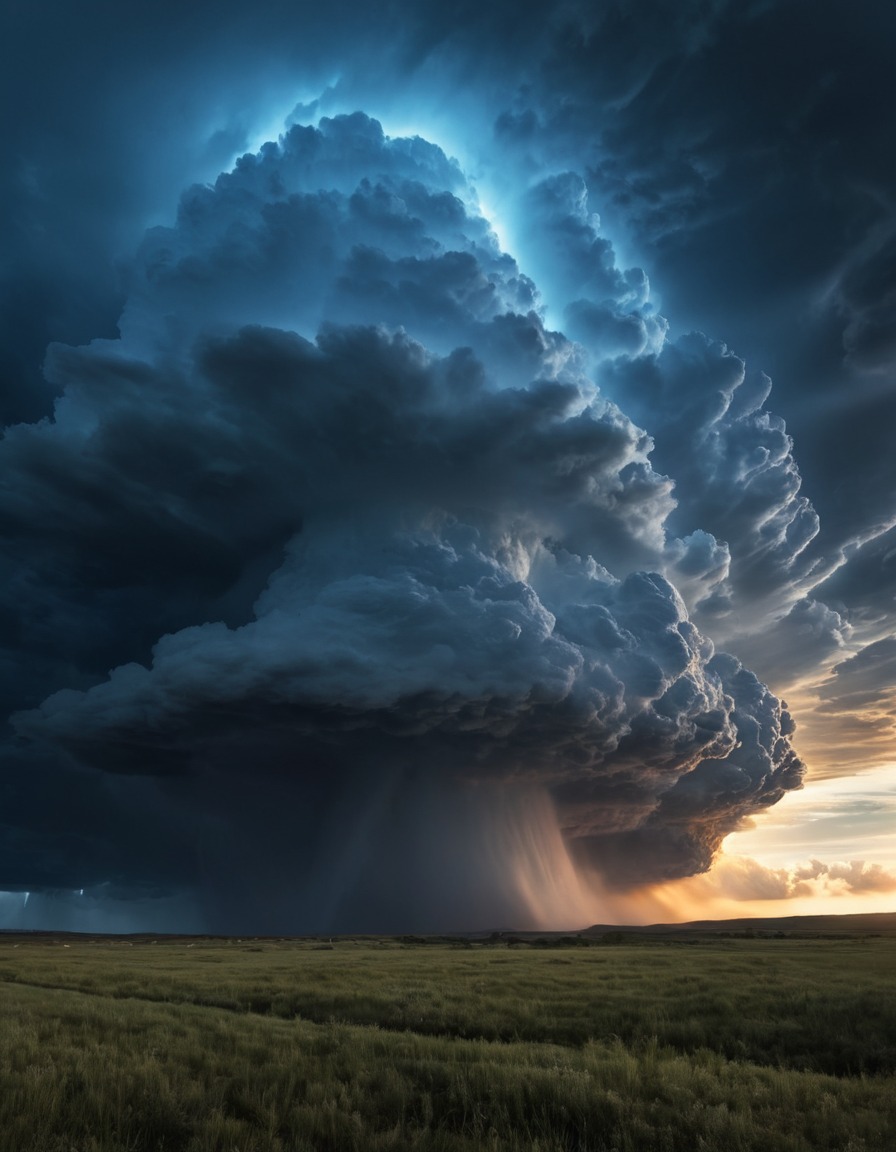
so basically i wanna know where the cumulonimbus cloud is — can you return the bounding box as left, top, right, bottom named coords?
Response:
left=3, top=113, right=806, bottom=929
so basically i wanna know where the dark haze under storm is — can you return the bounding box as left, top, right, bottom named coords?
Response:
left=0, top=111, right=810, bottom=933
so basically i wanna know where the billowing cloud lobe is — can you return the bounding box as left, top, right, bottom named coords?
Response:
left=1, top=113, right=805, bottom=931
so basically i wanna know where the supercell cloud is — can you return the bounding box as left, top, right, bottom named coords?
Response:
left=2, top=113, right=803, bottom=931
left=2, top=1, right=893, bottom=931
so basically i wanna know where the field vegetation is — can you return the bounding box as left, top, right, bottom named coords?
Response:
left=1, top=932, right=894, bottom=1150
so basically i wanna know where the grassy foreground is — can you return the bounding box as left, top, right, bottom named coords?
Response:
left=1, top=934, right=894, bottom=1151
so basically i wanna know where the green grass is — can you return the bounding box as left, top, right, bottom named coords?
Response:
left=1, top=935, right=894, bottom=1150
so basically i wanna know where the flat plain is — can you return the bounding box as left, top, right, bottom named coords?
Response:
left=1, top=930, right=894, bottom=1151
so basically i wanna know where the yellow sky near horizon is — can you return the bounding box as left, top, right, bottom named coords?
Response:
left=628, top=761, right=896, bottom=925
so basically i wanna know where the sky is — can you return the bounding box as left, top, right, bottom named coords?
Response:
left=1, top=0, right=894, bottom=933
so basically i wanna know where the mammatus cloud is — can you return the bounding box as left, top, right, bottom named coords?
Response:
left=0, top=114, right=810, bottom=930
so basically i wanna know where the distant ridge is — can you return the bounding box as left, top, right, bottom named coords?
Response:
left=2, top=910, right=895, bottom=942
left=582, top=911, right=896, bottom=937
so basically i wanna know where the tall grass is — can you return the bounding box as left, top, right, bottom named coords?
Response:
left=1, top=936, right=894, bottom=1150
left=3, top=936, right=894, bottom=1075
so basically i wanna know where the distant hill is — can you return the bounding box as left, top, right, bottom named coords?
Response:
left=581, top=911, right=896, bottom=937
left=3, top=910, right=895, bottom=944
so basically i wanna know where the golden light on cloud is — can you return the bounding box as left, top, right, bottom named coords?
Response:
left=727, top=762, right=896, bottom=868
left=620, top=763, right=896, bottom=925
left=499, top=771, right=896, bottom=931
left=638, top=853, right=896, bottom=924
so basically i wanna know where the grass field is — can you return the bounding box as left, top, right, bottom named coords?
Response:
left=1, top=932, right=894, bottom=1150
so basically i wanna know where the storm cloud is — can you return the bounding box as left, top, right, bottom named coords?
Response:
left=2, top=1, right=893, bottom=930
left=0, top=110, right=809, bottom=930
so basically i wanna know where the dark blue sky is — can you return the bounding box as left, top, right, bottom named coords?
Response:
left=1, top=1, right=894, bottom=931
